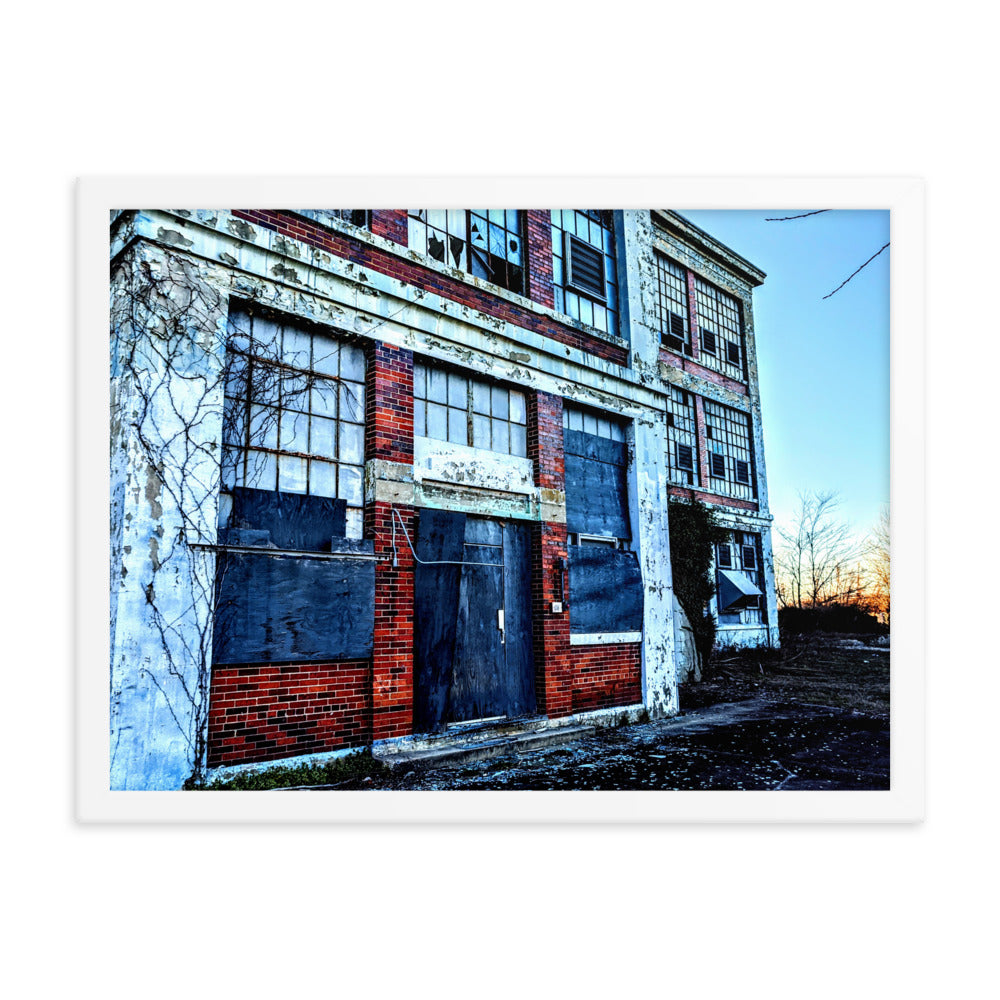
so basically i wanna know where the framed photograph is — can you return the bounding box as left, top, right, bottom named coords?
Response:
left=79, top=177, right=923, bottom=823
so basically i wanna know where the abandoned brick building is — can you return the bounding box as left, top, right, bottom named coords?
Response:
left=109, top=208, right=779, bottom=790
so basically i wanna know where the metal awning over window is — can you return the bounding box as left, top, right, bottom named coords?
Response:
left=717, top=568, right=763, bottom=611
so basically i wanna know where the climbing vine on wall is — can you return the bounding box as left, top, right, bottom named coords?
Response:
left=668, top=498, right=728, bottom=673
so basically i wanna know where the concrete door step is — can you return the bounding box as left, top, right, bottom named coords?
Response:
left=375, top=724, right=596, bottom=772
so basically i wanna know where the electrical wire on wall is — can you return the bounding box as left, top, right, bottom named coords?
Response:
left=390, top=507, right=503, bottom=569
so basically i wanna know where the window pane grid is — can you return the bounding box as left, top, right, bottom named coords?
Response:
left=694, top=277, right=745, bottom=381
left=703, top=399, right=755, bottom=501
left=413, top=361, right=527, bottom=457
left=408, top=210, right=525, bottom=294
left=655, top=255, right=691, bottom=355
left=665, top=386, right=698, bottom=485
left=717, top=531, right=765, bottom=623
left=550, top=210, right=619, bottom=336
left=222, top=311, right=366, bottom=536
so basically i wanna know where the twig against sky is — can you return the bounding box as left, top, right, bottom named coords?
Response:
left=764, top=210, right=831, bottom=221
left=822, top=242, right=890, bottom=300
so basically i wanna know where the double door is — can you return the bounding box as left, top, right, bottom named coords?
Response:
left=413, top=510, right=535, bottom=732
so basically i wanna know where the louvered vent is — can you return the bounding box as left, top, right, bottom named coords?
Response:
left=726, top=341, right=741, bottom=365
left=677, top=443, right=693, bottom=470
left=565, top=235, right=607, bottom=300
left=710, top=453, right=726, bottom=478
left=735, top=459, right=750, bottom=484
left=717, top=544, right=732, bottom=568
left=741, top=545, right=757, bottom=570
left=701, top=329, right=716, bottom=355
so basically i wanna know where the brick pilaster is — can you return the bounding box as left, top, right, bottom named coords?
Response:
left=365, top=341, right=415, bottom=740
left=525, top=210, right=555, bottom=310
left=528, top=390, right=572, bottom=717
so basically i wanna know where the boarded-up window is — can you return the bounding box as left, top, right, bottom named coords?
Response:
left=214, top=307, right=374, bottom=665
left=563, top=405, right=642, bottom=634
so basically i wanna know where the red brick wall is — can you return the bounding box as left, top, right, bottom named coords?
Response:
left=658, top=349, right=749, bottom=396
left=365, top=340, right=413, bottom=464
left=667, top=484, right=759, bottom=512
left=527, top=390, right=573, bottom=718
left=525, top=210, right=555, bottom=310
left=207, top=660, right=370, bottom=766
left=371, top=210, right=407, bottom=246
left=231, top=210, right=627, bottom=365
left=367, top=501, right=415, bottom=742
left=364, top=340, right=416, bottom=741
left=568, top=644, right=642, bottom=714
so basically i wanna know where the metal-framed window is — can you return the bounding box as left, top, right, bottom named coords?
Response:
left=221, top=309, right=367, bottom=539
left=665, top=385, right=699, bottom=486
left=295, top=209, right=371, bottom=230
left=407, top=210, right=525, bottom=294
left=413, top=361, right=527, bottom=457
left=550, top=210, right=619, bottom=336
left=655, top=255, right=691, bottom=355
left=716, top=530, right=765, bottom=623
left=561, top=403, right=627, bottom=443
left=694, top=276, right=745, bottom=381
left=703, top=399, right=755, bottom=501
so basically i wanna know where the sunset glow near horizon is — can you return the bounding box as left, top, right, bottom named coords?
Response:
left=679, top=209, right=890, bottom=544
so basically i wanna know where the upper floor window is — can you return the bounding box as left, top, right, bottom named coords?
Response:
left=413, top=361, right=527, bottom=458
left=665, top=385, right=698, bottom=486
left=694, top=277, right=745, bottom=381
left=407, top=210, right=525, bottom=294
left=655, top=255, right=691, bottom=355
left=550, top=210, right=618, bottom=336
left=296, top=209, right=371, bottom=230
left=222, top=309, right=366, bottom=538
left=703, top=399, right=755, bottom=502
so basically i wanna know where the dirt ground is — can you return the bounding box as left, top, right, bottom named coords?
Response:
left=680, top=633, right=890, bottom=718
left=338, top=634, right=891, bottom=792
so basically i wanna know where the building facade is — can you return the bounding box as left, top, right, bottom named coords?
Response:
left=109, top=207, right=779, bottom=790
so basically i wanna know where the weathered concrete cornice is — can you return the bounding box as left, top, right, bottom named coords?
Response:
left=115, top=209, right=669, bottom=416
left=651, top=210, right=766, bottom=288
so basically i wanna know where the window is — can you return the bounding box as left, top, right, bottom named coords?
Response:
left=655, top=255, right=691, bottom=355
left=550, top=210, right=618, bottom=336
left=407, top=210, right=525, bottom=293
left=665, top=385, right=698, bottom=486
left=295, top=209, right=371, bottom=230
left=716, top=531, right=765, bottom=625
left=413, top=361, right=527, bottom=457
left=562, top=404, right=642, bottom=635
left=221, top=309, right=366, bottom=538
left=703, top=399, right=755, bottom=501
left=694, top=276, right=745, bottom=381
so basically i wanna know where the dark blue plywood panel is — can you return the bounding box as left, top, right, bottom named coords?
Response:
left=501, top=521, right=537, bottom=717
left=212, top=537, right=375, bottom=664
left=568, top=546, right=644, bottom=634
left=563, top=429, right=628, bottom=466
left=226, top=487, right=346, bottom=551
left=565, top=453, right=630, bottom=539
left=413, top=508, right=466, bottom=733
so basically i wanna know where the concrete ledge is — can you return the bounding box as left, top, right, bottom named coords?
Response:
left=570, top=631, right=642, bottom=646
left=374, top=724, right=597, bottom=772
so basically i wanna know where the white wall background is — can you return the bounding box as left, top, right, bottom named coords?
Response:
left=4, top=2, right=992, bottom=997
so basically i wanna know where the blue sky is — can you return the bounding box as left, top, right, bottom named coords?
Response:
left=678, top=209, right=890, bottom=543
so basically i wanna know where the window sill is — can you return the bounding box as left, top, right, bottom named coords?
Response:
left=569, top=631, right=642, bottom=646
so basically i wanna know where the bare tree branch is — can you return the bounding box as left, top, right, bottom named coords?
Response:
left=822, top=242, right=890, bottom=300
left=764, top=210, right=831, bottom=222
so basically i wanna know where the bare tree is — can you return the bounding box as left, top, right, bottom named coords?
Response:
left=862, top=504, right=890, bottom=626
left=776, top=490, right=863, bottom=609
